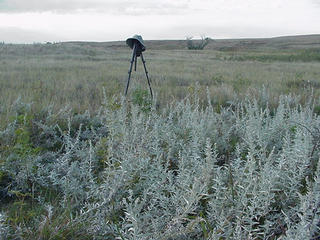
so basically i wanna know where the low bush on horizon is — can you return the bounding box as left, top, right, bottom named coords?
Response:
left=0, top=91, right=319, bottom=239
left=186, top=36, right=211, bottom=50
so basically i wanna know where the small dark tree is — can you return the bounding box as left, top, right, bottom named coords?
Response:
left=186, top=36, right=211, bottom=50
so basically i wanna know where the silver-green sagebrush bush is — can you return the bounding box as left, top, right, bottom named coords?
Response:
left=0, top=93, right=319, bottom=239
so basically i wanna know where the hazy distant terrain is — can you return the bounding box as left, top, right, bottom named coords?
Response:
left=65, top=34, right=320, bottom=50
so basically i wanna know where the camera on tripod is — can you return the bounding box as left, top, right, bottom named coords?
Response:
left=124, top=35, right=153, bottom=98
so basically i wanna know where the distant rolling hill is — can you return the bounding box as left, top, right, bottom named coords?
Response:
left=64, top=34, right=320, bottom=51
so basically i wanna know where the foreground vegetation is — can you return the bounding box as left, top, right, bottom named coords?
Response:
left=0, top=37, right=320, bottom=239
left=0, top=91, right=320, bottom=239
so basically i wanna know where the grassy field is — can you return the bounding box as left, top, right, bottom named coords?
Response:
left=1, top=35, right=320, bottom=122
left=0, top=35, right=320, bottom=239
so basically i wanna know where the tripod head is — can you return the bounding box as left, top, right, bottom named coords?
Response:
left=126, top=35, right=146, bottom=57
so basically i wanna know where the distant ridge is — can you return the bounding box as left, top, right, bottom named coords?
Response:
left=63, top=34, right=320, bottom=51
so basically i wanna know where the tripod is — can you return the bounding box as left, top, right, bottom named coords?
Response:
left=125, top=42, right=153, bottom=98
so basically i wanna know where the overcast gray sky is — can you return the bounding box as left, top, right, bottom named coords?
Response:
left=0, top=0, right=319, bottom=43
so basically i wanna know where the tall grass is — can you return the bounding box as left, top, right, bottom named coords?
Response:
left=1, top=43, right=320, bottom=124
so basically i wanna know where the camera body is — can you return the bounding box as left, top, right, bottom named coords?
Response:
left=126, top=35, right=146, bottom=56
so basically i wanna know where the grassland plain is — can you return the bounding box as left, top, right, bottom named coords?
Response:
left=0, top=35, right=320, bottom=124
left=0, top=35, right=320, bottom=239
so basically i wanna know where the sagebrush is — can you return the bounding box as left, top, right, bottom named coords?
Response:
left=0, top=92, right=319, bottom=239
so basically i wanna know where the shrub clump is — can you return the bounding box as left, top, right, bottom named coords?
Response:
left=0, top=94, right=319, bottom=239
left=186, top=36, right=211, bottom=50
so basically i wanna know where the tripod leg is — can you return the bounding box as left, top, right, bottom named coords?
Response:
left=140, top=53, right=153, bottom=99
left=134, top=54, right=137, bottom=71
left=125, top=44, right=136, bottom=96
